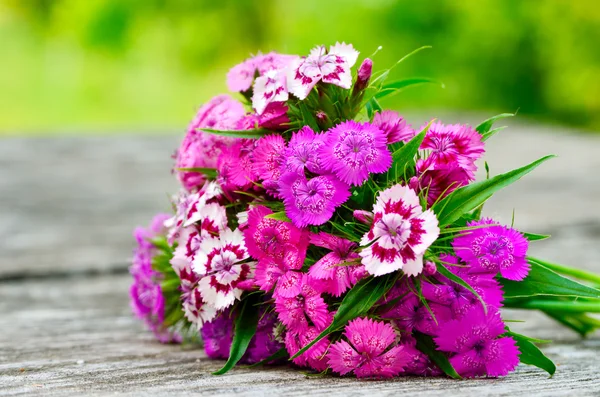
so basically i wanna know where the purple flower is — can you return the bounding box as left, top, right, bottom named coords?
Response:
left=435, top=307, right=520, bottom=378
left=201, top=310, right=234, bottom=359
left=320, top=120, right=392, bottom=186
left=452, top=218, right=530, bottom=280
left=288, top=42, right=359, bottom=100
left=244, top=309, right=284, bottom=364
left=373, top=110, right=415, bottom=144
left=328, top=318, right=408, bottom=378
left=279, top=172, right=350, bottom=228
left=283, top=126, right=327, bottom=175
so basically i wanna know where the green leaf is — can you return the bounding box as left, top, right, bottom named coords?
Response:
left=501, top=259, right=600, bottom=299
left=508, top=331, right=556, bottom=376
left=391, top=123, right=428, bottom=164
left=213, top=296, right=259, bottom=375
left=264, top=211, right=291, bottom=222
left=177, top=167, right=217, bottom=179
left=414, top=331, right=461, bottom=379
left=433, top=155, right=554, bottom=227
left=523, top=232, right=551, bottom=241
left=475, top=113, right=515, bottom=141
left=290, top=273, right=397, bottom=359
left=437, top=263, right=487, bottom=314
left=199, top=127, right=269, bottom=139
left=375, top=78, right=444, bottom=100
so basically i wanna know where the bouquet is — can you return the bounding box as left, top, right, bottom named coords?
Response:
left=129, top=43, right=600, bottom=379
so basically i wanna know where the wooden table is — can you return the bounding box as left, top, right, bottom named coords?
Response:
left=2, top=121, right=599, bottom=396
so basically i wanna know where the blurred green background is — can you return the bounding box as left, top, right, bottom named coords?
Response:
left=1, top=0, right=599, bottom=135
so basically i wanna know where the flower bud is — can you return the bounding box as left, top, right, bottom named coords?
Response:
left=424, top=261, right=437, bottom=275
left=353, top=209, right=374, bottom=225
left=355, top=58, right=373, bottom=92
left=408, top=176, right=420, bottom=191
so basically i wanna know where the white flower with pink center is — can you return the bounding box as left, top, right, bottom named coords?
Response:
left=360, top=185, right=440, bottom=277
left=287, top=42, right=359, bottom=100
left=192, top=228, right=253, bottom=310
left=252, top=69, right=289, bottom=115
left=182, top=288, right=217, bottom=330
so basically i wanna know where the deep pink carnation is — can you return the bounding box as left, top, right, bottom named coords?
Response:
left=279, top=172, right=350, bottom=228
left=360, top=185, right=439, bottom=277
left=435, top=307, right=520, bottom=378
left=217, top=139, right=258, bottom=191
left=419, top=121, right=485, bottom=178
left=253, top=135, right=286, bottom=197
left=176, top=95, right=245, bottom=191
left=452, top=218, right=530, bottom=281
left=373, top=110, right=415, bottom=144
left=328, top=318, right=408, bottom=378
left=381, top=293, right=450, bottom=335
left=415, top=163, right=471, bottom=207
left=320, top=120, right=392, bottom=186
left=285, top=326, right=331, bottom=371
left=283, top=126, right=327, bottom=175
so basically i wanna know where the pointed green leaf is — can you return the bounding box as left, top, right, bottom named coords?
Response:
left=414, top=331, right=461, bottom=379
left=375, top=78, right=444, bottom=100
left=523, top=232, right=551, bottom=241
left=213, top=296, right=259, bottom=375
left=433, top=155, right=555, bottom=227
left=177, top=167, right=218, bottom=179
left=501, top=259, right=600, bottom=299
left=290, top=273, right=397, bottom=359
left=475, top=113, right=515, bottom=141
left=199, top=127, right=269, bottom=139
left=264, top=211, right=291, bottom=222
left=508, top=331, right=556, bottom=376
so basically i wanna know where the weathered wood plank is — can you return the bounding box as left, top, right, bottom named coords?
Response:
left=0, top=274, right=598, bottom=396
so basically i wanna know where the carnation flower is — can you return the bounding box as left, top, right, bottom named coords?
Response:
left=217, top=139, right=258, bottom=191
left=419, top=121, right=485, bottom=178
left=320, top=120, right=392, bottom=186
left=452, top=218, right=530, bottom=281
left=288, top=42, right=359, bottom=100
left=360, top=185, right=440, bottom=277
left=381, top=293, right=450, bottom=335
left=227, top=52, right=297, bottom=93
left=253, top=135, right=286, bottom=197
left=398, top=335, right=442, bottom=376
left=283, top=126, right=326, bottom=175
left=328, top=317, right=408, bottom=378
left=201, top=310, right=233, bottom=359
left=435, top=307, right=520, bottom=378
left=244, top=309, right=284, bottom=364
left=308, top=232, right=365, bottom=296
left=192, top=228, right=252, bottom=310
left=279, top=172, right=350, bottom=228
left=274, top=274, right=331, bottom=333
left=252, top=68, right=288, bottom=115
left=373, top=110, right=415, bottom=144
left=182, top=287, right=218, bottom=329
left=416, top=164, right=471, bottom=207
left=176, top=95, right=245, bottom=191
left=285, top=326, right=330, bottom=371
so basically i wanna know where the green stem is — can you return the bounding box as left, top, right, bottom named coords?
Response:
left=529, top=257, right=600, bottom=285
left=509, top=299, right=600, bottom=313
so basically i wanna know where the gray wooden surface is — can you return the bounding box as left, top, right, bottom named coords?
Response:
left=1, top=119, right=600, bottom=396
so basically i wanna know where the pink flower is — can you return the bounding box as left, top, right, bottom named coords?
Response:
left=320, top=120, right=392, bottom=186
left=415, top=164, right=471, bottom=207
left=192, top=228, right=252, bottom=310
left=308, top=232, right=365, bottom=296
left=252, top=68, right=289, bottom=115
left=381, top=293, right=450, bottom=335
left=285, top=326, right=330, bottom=372
left=279, top=172, right=350, bottom=228
left=452, top=218, right=530, bottom=281
left=256, top=102, right=290, bottom=131
left=360, top=185, right=440, bottom=277
left=373, top=110, right=415, bottom=144
left=274, top=274, right=331, bottom=333
left=288, top=42, right=359, bottom=100
left=253, top=135, right=286, bottom=197
left=328, top=318, right=408, bottom=378
left=419, top=121, right=485, bottom=178
left=176, top=95, right=245, bottom=191
left=217, top=139, right=258, bottom=191
left=435, top=307, right=520, bottom=378
left=227, top=52, right=298, bottom=93
left=182, top=286, right=217, bottom=330
left=283, top=126, right=327, bottom=175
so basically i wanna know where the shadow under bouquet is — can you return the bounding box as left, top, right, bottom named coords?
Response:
left=129, top=43, right=600, bottom=379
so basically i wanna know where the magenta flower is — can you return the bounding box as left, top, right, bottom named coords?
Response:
left=452, top=218, right=530, bottom=280
left=176, top=95, right=245, bottom=191
left=227, top=52, right=298, bottom=93
left=201, top=310, right=233, bottom=359
left=381, top=293, right=450, bottom=335
left=360, top=185, right=440, bottom=277
left=192, top=228, right=253, bottom=310
left=399, top=335, right=442, bottom=376
left=285, top=326, right=331, bottom=372
left=217, top=139, right=258, bottom=191
left=288, top=42, right=359, bottom=100
left=283, top=126, right=327, bottom=175
left=435, top=307, right=520, bottom=378
left=373, top=110, right=415, bottom=144
left=328, top=318, right=408, bottom=378
left=308, top=232, right=365, bottom=296
left=253, top=135, right=286, bottom=197
left=419, top=121, right=485, bottom=178
left=279, top=172, right=350, bottom=228
left=320, top=120, right=392, bottom=186
left=274, top=274, right=331, bottom=333
left=244, top=309, right=284, bottom=364
left=415, top=163, right=471, bottom=207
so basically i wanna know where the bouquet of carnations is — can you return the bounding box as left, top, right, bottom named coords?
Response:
left=129, top=43, right=600, bottom=379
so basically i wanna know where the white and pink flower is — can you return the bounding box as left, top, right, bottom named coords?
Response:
left=360, top=185, right=440, bottom=277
